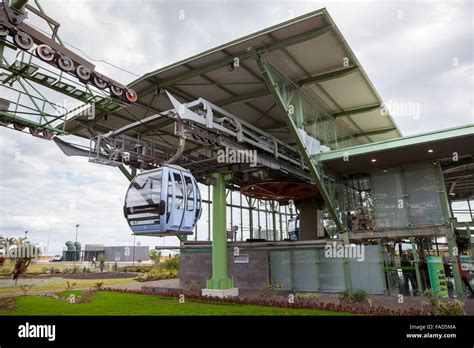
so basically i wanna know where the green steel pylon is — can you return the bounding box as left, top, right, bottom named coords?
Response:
left=206, top=172, right=234, bottom=290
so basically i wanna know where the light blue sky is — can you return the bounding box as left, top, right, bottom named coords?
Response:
left=0, top=0, right=472, bottom=254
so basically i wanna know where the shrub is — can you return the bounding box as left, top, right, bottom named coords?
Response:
left=94, top=282, right=104, bottom=290
left=149, top=250, right=162, bottom=266
left=258, top=281, right=283, bottom=300
left=338, top=289, right=369, bottom=305
left=351, top=290, right=369, bottom=305
left=295, top=293, right=319, bottom=302
left=436, top=299, right=465, bottom=316
left=119, top=265, right=153, bottom=273
left=160, top=255, right=179, bottom=271
left=134, top=268, right=178, bottom=282
left=338, top=289, right=352, bottom=303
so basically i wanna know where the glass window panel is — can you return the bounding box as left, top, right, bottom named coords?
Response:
left=269, top=250, right=292, bottom=290
left=293, top=249, right=318, bottom=291
left=370, top=169, right=408, bottom=228
left=404, top=163, right=444, bottom=226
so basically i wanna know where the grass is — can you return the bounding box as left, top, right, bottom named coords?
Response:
left=1, top=291, right=353, bottom=316
left=56, top=290, right=86, bottom=297
left=0, top=278, right=139, bottom=295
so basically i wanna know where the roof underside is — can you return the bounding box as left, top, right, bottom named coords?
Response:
left=317, top=125, right=474, bottom=199
left=64, top=8, right=401, bottom=152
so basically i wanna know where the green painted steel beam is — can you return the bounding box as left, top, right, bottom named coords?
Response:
left=10, top=0, right=28, bottom=11
left=333, top=104, right=381, bottom=118
left=298, top=65, right=359, bottom=86
left=118, top=165, right=134, bottom=182
left=206, top=172, right=234, bottom=290
left=135, top=24, right=333, bottom=98
left=317, top=124, right=474, bottom=162
left=252, top=50, right=346, bottom=233
left=321, top=127, right=397, bottom=146
left=216, top=88, right=269, bottom=106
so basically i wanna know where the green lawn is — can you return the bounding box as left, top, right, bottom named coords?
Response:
left=1, top=291, right=352, bottom=316
left=0, top=277, right=138, bottom=294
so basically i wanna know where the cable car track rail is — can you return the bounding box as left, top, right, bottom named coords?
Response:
left=88, top=91, right=314, bottom=182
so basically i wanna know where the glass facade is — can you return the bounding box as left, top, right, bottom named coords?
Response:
left=269, top=246, right=384, bottom=294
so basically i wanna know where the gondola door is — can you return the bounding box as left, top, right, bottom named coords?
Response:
left=166, top=168, right=186, bottom=232
left=180, top=172, right=198, bottom=232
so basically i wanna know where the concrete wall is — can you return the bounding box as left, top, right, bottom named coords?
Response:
left=104, top=246, right=149, bottom=262
left=180, top=246, right=270, bottom=290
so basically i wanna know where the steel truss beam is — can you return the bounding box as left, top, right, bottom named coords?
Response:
left=251, top=49, right=346, bottom=233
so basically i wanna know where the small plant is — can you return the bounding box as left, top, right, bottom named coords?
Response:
left=112, top=262, right=118, bottom=273
left=41, top=266, right=49, bottom=274
left=149, top=250, right=162, bottom=266
left=351, top=290, right=369, bottom=305
left=258, top=280, right=283, bottom=300
left=338, top=289, right=352, bottom=303
left=422, top=288, right=439, bottom=307
left=137, top=258, right=142, bottom=265
left=72, top=265, right=78, bottom=273
left=338, top=289, right=369, bottom=306
left=436, top=299, right=465, bottom=316
left=295, top=293, right=319, bottom=302
left=65, top=280, right=77, bottom=292
left=19, top=284, right=33, bottom=295
left=94, top=282, right=104, bottom=290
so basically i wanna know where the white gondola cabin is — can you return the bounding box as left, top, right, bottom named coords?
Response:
left=124, top=165, right=202, bottom=236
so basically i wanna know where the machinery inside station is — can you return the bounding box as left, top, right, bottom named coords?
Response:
left=1, top=1, right=472, bottom=298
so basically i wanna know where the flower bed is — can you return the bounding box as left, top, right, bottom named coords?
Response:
left=99, top=287, right=432, bottom=316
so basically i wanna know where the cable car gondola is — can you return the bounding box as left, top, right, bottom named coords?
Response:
left=123, top=165, right=202, bottom=236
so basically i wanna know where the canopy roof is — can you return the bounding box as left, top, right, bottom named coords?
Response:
left=64, top=8, right=401, bottom=149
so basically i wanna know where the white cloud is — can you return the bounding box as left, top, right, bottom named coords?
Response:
left=0, top=0, right=472, bottom=254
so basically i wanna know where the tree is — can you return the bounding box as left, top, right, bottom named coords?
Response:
left=149, top=250, right=162, bottom=266
left=7, top=236, right=41, bottom=285
left=98, top=256, right=107, bottom=272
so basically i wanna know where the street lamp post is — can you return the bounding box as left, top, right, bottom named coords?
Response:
left=74, top=224, right=80, bottom=266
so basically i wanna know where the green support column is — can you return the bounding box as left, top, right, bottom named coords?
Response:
left=271, top=201, right=277, bottom=241
left=410, top=238, right=423, bottom=296
left=205, top=172, right=234, bottom=291
left=448, top=234, right=464, bottom=298
left=248, top=197, right=254, bottom=239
